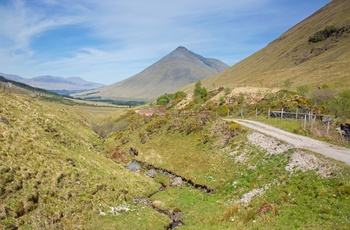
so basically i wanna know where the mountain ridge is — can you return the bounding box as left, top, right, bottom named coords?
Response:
left=181, top=0, right=350, bottom=94
left=0, top=73, right=104, bottom=90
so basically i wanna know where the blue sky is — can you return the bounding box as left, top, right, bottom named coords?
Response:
left=0, top=0, right=330, bottom=84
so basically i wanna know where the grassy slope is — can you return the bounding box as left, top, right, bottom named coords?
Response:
left=109, top=113, right=350, bottom=229
left=0, top=91, right=169, bottom=229
left=182, top=0, right=350, bottom=94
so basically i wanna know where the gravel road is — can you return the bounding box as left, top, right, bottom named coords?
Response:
left=224, top=119, right=350, bottom=166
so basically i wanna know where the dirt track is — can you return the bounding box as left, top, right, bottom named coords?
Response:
left=224, top=119, right=350, bottom=166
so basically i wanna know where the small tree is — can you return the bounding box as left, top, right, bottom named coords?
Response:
left=156, top=94, right=170, bottom=105
left=331, top=89, right=350, bottom=120
left=238, top=93, right=245, bottom=105
left=193, top=81, right=208, bottom=103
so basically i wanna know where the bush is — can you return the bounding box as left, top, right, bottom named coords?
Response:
left=173, top=91, right=187, bottom=100
left=308, top=25, right=339, bottom=43
left=156, top=94, right=171, bottom=105
left=193, top=81, right=208, bottom=103
left=296, top=85, right=309, bottom=97
left=224, top=87, right=231, bottom=95
left=331, top=89, right=350, bottom=120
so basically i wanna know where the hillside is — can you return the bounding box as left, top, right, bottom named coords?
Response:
left=182, top=0, right=350, bottom=93
left=0, top=73, right=104, bottom=91
left=73, top=46, right=228, bottom=101
left=0, top=90, right=170, bottom=229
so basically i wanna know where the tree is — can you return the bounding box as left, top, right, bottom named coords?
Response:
left=238, top=93, right=245, bottom=105
left=156, top=94, right=170, bottom=105
left=331, top=89, right=350, bottom=120
left=193, top=81, right=208, bottom=103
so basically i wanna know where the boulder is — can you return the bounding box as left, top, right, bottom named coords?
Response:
left=152, top=200, right=164, bottom=209
left=125, top=161, right=140, bottom=172
left=171, top=177, right=183, bottom=187
left=146, top=169, right=156, bottom=178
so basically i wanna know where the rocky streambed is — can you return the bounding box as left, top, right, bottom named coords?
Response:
left=124, top=157, right=214, bottom=229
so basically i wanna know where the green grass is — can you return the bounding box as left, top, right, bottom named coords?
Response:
left=2, top=90, right=350, bottom=229
left=0, top=91, right=167, bottom=229
left=108, top=112, right=350, bottom=229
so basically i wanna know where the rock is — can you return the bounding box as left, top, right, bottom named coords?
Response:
left=130, top=147, right=138, bottom=156
left=171, top=177, right=183, bottom=187
left=340, top=123, right=350, bottom=141
left=125, top=161, right=140, bottom=172
left=152, top=200, right=164, bottom=209
left=132, top=197, right=151, bottom=206
left=146, top=169, right=156, bottom=178
left=0, top=117, right=9, bottom=125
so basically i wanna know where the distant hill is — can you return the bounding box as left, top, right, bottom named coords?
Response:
left=0, top=73, right=104, bottom=91
left=0, top=75, right=52, bottom=96
left=182, top=0, right=350, bottom=94
left=73, top=46, right=229, bottom=101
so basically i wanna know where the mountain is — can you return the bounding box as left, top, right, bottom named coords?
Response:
left=0, top=73, right=104, bottom=91
left=73, top=46, right=229, bottom=101
left=183, top=0, right=350, bottom=93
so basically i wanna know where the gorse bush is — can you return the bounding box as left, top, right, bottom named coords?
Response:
left=156, top=91, right=187, bottom=106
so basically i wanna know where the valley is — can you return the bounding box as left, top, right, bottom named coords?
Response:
left=1, top=86, right=349, bottom=229
left=1, top=0, right=350, bottom=229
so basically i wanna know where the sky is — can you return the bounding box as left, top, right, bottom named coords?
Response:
left=0, top=0, right=331, bottom=85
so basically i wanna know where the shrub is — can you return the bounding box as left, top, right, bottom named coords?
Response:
left=193, top=81, right=208, bottom=103
left=156, top=94, right=171, bottom=105
left=224, top=87, right=231, bottom=95
left=296, top=85, right=309, bottom=97
left=172, top=91, right=187, bottom=100
left=308, top=25, right=339, bottom=43
left=331, top=89, right=350, bottom=120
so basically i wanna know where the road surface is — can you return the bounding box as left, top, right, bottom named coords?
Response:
left=224, top=119, right=350, bottom=166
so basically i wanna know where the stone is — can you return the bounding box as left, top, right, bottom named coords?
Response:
left=152, top=200, right=164, bottom=209
left=146, top=169, right=156, bottom=178
left=125, top=161, right=140, bottom=172
left=0, top=117, right=9, bottom=125
left=171, top=177, right=183, bottom=187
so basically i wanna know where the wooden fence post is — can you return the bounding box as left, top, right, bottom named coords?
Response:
left=268, top=107, right=270, bottom=119
left=310, top=115, right=316, bottom=134
left=281, top=107, right=284, bottom=119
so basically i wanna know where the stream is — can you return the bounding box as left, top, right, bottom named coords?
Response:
left=125, top=158, right=214, bottom=229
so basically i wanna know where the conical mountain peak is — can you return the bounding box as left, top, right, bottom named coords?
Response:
left=73, top=47, right=229, bottom=100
